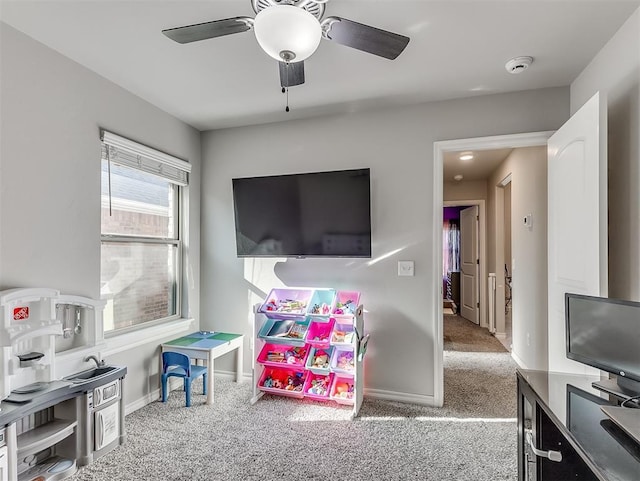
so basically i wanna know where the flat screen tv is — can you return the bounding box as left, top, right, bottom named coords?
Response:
left=232, top=168, right=371, bottom=258
left=565, top=293, right=640, bottom=396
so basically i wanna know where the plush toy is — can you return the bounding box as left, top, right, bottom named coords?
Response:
left=334, top=381, right=354, bottom=399
left=285, top=373, right=304, bottom=391
left=312, top=350, right=329, bottom=369
left=337, top=352, right=354, bottom=371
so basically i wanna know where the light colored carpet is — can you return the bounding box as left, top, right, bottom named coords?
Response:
left=70, top=347, right=517, bottom=481
left=444, top=314, right=507, bottom=353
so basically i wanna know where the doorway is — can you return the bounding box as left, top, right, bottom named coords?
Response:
left=442, top=204, right=481, bottom=325
left=433, top=132, right=554, bottom=407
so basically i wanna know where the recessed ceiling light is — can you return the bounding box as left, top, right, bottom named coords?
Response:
left=454, top=174, right=464, bottom=181
left=459, top=153, right=474, bottom=161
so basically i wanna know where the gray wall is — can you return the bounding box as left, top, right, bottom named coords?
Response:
left=201, top=88, right=568, bottom=401
left=571, top=9, right=640, bottom=300
left=570, top=7, right=640, bottom=302
left=487, top=146, right=548, bottom=370
left=0, top=24, right=202, bottom=406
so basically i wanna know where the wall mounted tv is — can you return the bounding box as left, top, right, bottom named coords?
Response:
left=232, top=168, right=372, bottom=258
left=565, top=293, right=640, bottom=397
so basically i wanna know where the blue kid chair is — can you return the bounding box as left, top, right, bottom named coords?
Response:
left=161, top=351, right=207, bottom=407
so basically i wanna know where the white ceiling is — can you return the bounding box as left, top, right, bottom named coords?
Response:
left=1, top=1, right=638, bottom=131
left=444, top=148, right=513, bottom=182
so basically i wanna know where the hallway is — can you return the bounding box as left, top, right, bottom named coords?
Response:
left=444, top=314, right=508, bottom=353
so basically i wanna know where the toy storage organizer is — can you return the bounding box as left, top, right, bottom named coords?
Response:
left=250, top=288, right=367, bottom=418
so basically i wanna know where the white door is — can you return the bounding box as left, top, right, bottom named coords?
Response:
left=548, top=91, right=607, bottom=374
left=460, top=206, right=479, bottom=324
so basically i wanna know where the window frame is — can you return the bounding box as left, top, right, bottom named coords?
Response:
left=100, top=131, right=189, bottom=336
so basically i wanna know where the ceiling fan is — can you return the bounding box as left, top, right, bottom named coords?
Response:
left=162, top=0, right=410, bottom=92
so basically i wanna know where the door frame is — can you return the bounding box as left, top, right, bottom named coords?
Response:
left=432, top=131, right=554, bottom=407
left=494, top=173, right=512, bottom=340
left=443, top=200, right=486, bottom=326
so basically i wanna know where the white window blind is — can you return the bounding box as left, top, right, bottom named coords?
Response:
left=101, top=130, right=191, bottom=186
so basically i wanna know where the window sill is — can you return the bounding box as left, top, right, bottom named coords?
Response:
left=102, top=318, right=196, bottom=357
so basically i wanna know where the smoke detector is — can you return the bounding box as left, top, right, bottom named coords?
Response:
left=454, top=174, right=464, bottom=181
left=505, top=56, right=533, bottom=74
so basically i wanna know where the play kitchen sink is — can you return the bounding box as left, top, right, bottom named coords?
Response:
left=64, top=365, right=122, bottom=384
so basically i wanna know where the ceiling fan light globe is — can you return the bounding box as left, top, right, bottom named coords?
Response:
left=254, top=5, right=321, bottom=62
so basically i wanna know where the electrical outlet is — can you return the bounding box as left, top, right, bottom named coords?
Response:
left=398, top=260, right=415, bottom=276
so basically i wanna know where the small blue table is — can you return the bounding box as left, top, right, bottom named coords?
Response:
left=161, top=331, right=244, bottom=405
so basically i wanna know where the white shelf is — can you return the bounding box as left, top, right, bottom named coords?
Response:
left=2, top=320, right=62, bottom=346
left=17, top=419, right=77, bottom=458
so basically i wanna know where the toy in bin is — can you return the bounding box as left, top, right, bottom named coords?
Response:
left=331, top=324, right=355, bottom=344
left=331, top=348, right=355, bottom=373
left=264, top=346, right=307, bottom=365
left=310, top=303, right=331, bottom=315
left=311, top=349, right=331, bottom=369
left=308, top=375, right=331, bottom=396
left=333, top=299, right=356, bottom=316
left=262, top=370, right=305, bottom=392
left=263, top=298, right=307, bottom=314
left=332, top=379, right=355, bottom=400
left=337, top=351, right=354, bottom=371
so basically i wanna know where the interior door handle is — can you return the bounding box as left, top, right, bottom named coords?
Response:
left=526, top=430, right=562, bottom=462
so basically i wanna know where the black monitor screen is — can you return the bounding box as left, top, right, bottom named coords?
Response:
left=565, top=293, right=640, bottom=382
left=232, top=168, right=371, bottom=258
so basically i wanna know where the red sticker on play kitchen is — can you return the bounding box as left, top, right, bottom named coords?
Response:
left=13, top=306, right=29, bottom=320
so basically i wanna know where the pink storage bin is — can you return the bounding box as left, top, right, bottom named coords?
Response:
left=303, top=373, right=334, bottom=401
left=330, top=346, right=355, bottom=374
left=259, top=288, right=314, bottom=318
left=331, top=290, right=361, bottom=318
left=305, top=346, right=334, bottom=375
left=305, top=318, right=335, bottom=348
left=330, top=375, right=355, bottom=405
left=257, top=343, right=309, bottom=368
left=258, top=367, right=307, bottom=399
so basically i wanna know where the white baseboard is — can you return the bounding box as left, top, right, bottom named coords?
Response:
left=511, top=350, right=529, bottom=370
left=364, top=388, right=438, bottom=407
left=126, top=390, right=160, bottom=415
left=125, top=372, right=252, bottom=415
left=126, top=372, right=435, bottom=414
left=494, top=332, right=507, bottom=340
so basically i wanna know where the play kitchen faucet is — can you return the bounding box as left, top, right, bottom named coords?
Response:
left=84, top=355, right=106, bottom=368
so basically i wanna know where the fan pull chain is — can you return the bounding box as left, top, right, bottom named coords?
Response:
left=284, top=62, right=290, bottom=112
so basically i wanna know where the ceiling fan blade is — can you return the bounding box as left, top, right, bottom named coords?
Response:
left=322, top=16, right=409, bottom=60
left=162, top=17, right=253, bottom=44
left=279, top=61, right=305, bottom=88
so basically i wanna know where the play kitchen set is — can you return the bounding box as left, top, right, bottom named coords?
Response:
left=250, top=287, right=368, bottom=418
left=0, top=288, right=127, bottom=481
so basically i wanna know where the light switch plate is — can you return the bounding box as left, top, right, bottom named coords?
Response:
left=398, top=260, right=415, bottom=276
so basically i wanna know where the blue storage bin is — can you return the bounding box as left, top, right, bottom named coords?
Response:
left=306, top=289, right=336, bottom=318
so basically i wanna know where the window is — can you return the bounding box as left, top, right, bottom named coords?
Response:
left=100, top=131, right=190, bottom=333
